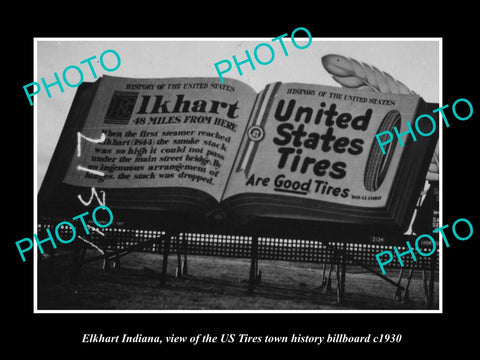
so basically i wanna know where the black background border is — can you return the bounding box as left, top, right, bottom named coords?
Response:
left=7, top=12, right=477, bottom=355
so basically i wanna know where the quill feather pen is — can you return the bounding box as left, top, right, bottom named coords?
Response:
left=321, top=54, right=437, bottom=179
left=321, top=54, right=416, bottom=95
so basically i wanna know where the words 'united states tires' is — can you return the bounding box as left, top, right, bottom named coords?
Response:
left=364, top=110, right=401, bottom=192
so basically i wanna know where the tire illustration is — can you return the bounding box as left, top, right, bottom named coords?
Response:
left=364, top=110, right=401, bottom=192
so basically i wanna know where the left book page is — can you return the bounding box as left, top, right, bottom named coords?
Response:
left=61, top=76, right=257, bottom=202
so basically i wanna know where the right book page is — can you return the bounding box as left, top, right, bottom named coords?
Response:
left=222, top=82, right=421, bottom=210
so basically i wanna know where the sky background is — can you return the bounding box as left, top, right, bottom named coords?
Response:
left=36, top=38, right=440, bottom=191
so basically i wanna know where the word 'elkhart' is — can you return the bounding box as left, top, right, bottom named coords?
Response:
left=23, top=49, right=121, bottom=106
left=375, top=217, right=473, bottom=274
left=375, top=98, right=473, bottom=155
left=135, top=94, right=240, bottom=119
left=214, top=27, right=312, bottom=83
left=16, top=205, right=114, bottom=262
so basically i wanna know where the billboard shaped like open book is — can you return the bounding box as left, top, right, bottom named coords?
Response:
left=39, top=62, right=438, bottom=233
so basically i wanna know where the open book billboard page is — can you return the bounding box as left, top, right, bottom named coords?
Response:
left=224, top=82, right=420, bottom=209
left=62, top=76, right=257, bottom=202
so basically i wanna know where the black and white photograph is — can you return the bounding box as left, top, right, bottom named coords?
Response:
left=33, top=38, right=441, bottom=312
left=6, top=15, right=479, bottom=356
